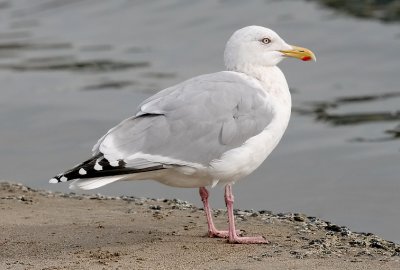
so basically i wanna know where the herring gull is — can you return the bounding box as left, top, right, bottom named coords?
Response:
left=50, top=25, right=315, bottom=244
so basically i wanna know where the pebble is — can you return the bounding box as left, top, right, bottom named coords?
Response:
left=294, top=215, right=306, bottom=222
left=259, top=210, right=273, bottom=215
left=149, top=205, right=161, bottom=210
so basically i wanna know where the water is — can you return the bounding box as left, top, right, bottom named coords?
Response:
left=0, top=0, right=399, bottom=242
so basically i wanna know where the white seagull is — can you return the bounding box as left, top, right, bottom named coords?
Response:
left=50, top=26, right=315, bottom=244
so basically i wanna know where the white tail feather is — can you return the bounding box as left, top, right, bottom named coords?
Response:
left=69, top=176, right=124, bottom=190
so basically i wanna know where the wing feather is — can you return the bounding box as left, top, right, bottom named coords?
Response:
left=95, top=71, right=274, bottom=168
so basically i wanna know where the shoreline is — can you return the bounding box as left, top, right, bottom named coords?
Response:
left=1, top=181, right=399, bottom=269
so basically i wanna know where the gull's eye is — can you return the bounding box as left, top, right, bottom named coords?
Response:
left=261, top=38, right=271, bottom=44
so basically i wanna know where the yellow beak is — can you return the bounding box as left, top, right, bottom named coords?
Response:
left=279, top=45, right=316, bottom=62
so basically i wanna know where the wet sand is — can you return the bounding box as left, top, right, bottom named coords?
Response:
left=1, top=182, right=399, bottom=270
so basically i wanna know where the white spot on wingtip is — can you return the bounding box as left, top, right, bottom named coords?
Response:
left=79, top=168, right=87, bottom=175
left=94, top=162, right=103, bottom=171
left=49, top=178, right=58, bottom=184
left=109, top=160, right=119, bottom=167
left=60, top=176, right=68, bottom=182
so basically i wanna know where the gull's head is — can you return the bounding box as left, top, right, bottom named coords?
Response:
left=224, top=26, right=315, bottom=71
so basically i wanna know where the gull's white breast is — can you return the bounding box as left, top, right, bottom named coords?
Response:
left=209, top=67, right=291, bottom=184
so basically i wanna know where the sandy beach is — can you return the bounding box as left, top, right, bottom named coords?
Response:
left=1, top=182, right=399, bottom=269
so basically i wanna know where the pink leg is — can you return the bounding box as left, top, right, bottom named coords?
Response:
left=199, top=187, right=232, bottom=238
left=225, top=184, right=268, bottom=244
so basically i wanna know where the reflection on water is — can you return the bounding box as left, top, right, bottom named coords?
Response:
left=0, top=42, right=72, bottom=51
left=316, top=111, right=400, bottom=126
left=311, top=0, right=400, bottom=22
left=351, top=124, right=400, bottom=142
left=83, top=80, right=135, bottom=91
left=1, top=58, right=149, bottom=72
left=142, top=72, right=176, bottom=79
left=386, top=125, right=400, bottom=138
left=0, top=0, right=399, bottom=243
left=294, top=92, right=400, bottom=141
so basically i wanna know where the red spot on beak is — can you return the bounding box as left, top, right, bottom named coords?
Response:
left=301, top=56, right=312, bottom=61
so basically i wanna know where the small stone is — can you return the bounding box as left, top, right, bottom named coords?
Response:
left=369, top=239, right=388, bottom=250
left=309, top=239, right=324, bottom=246
left=392, top=251, right=400, bottom=257
left=294, top=215, right=305, bottom=222
left=349, top=240, right=366, bottom=247
left=261, top=252, right=271, bottom=258
left=259, top=210, right=272, bottom=215
left=325, top=224, right=342, bottom=232
left=289, top=250, right=306, bottom=259
left=234, top=209, right=246, bottom=216
left=149, top=205, right=161, bottom=210
left=261, top=216, right=272, bottom=222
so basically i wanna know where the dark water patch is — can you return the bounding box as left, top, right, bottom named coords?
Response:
left=386, top=124, right=400, bottom=137
left=142, top=72, right=176, bottom=79
left=0, top=59, right=150, bottom=72
left=296, top=105, right=400, bottom=140
left=10, top=19, right=40, bottom=30
left=328, top=111, right=400, bottom=125
left=0, top=42, right=72, bottom=51
left=13, top=0, right=86, bottom=17
left=34, top=0, right=84, bottom=11
left=0, top=31, right=31, bottom=40
left=80, top=44, right=113, bottom=52
left=83, top=80, right=135, bottom=91
left=310, top=0, right=400, bottom=22
left=125, top=46, right=152, bottom=54
left=23, top=55, right=75, bottom=64
left=295, top=108, right=400, bottom=125
left=351, top=125, right=400, bottom=142
left=304, top=92, right=400, bottom=111
left=0, top=1, right=10, bottom=10
left=295, top=91, right=400, bottom=141
left=295, top=91, right=400, bottom=124
left=335, top=92, right=400, bottom=104
left=0, top=51, right=19, bottom=59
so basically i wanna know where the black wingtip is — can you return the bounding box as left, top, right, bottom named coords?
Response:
left=50, top=153, right=165, bottom=184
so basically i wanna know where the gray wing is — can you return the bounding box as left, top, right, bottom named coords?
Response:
left=94, top=71, right=274, bottom=168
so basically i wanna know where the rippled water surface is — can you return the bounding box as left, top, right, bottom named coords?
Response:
left=0, top=0, right=399, bottom=242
